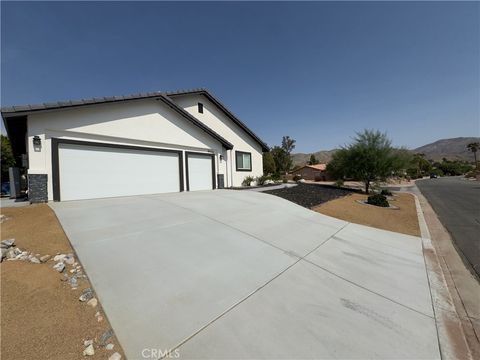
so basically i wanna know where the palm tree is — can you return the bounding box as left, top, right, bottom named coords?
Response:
left=467, top=142, right=479, bottom=170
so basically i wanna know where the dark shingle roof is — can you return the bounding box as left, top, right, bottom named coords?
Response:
left=1, top=88, right=268, bottom=151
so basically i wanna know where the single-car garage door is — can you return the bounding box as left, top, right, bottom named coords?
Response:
left=53, top=140, right=182, bottom=201
left=186, top=152, right=215, bottom=191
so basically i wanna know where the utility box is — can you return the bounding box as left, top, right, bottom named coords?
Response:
left=8, top=167, right=21, bottom=199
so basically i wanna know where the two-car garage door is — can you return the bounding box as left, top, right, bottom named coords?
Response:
left=54, top=140, right=215, bottom=201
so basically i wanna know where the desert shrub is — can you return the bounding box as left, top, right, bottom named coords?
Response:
left=256, top=175, right=270, bottom=186
left=242, top=176, right=255, bottom=187
left=293, top=174, right=302, bottom=182
left=334, top=179, right=344, bottom=188
left=380, top=189, right=393, bottom=196
left=367, top=194, right=389, bottom=207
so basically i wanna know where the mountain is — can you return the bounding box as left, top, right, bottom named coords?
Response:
left=292, top=149, right=338, bottom=166
left=413, top=137, right=480, bottom=162
left=292, top=137, right=479, bottom=166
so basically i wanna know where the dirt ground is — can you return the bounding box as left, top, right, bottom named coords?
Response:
left=314, top=192, right=421, bottom=236
left=1, top=204, right=124, bottom=360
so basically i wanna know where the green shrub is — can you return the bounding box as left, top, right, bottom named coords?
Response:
left=334, top=179, right=344, bottom=188
left=293, top=174, right=302, bottom=182
left=256, top=175, right=268, bottom=186
left=367, top=194, right=389, bottom=207
left=380, top=189, right=393, bottom=196
left=282, top=177, right=288, bottom=183
left=242, top=176, right=255, bottom=187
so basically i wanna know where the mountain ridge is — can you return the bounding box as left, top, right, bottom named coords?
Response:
left=292, top=137, right=479, bottom=166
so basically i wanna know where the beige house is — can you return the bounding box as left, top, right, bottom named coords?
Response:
left=290, top=164, right=331, bottom=181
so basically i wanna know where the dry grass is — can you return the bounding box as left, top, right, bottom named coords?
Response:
left=314, top=192, right=420, bottom=236
left=1, top=204, right=124, bottom=360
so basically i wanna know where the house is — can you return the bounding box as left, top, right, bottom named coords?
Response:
left=290, top=164, right=330, bottom=181
left=1, top=89, right=268, bottom=202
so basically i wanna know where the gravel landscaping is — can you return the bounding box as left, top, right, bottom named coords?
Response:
left=264, top=183, right=356, bottom=208
left=1, top=204, right=124, bottom=360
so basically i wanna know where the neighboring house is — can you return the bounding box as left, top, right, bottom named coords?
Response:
left=290, top=164, right=330, bottom=181
left=1, top=89, right=268, bottom=202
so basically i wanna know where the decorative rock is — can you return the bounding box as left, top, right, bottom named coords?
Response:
left=6, top=248, right=18, bottom=259
left=69, top=269, right=76, bottom=273
left=53, top=262, right=65, bottom=272
left=99, top=328, right=114, bottom=346
left=29, top=256, right=41, bottom=264
left=64, top=255, right=75, bottom=265
left=79, top=288, right=93, bottom=302
left=83, top=344, right=95, bottom=356
left=1, top=239, right=15, bottom=248
left=53, top=254, right=66, bottom=262
left=97, top=315, right=104, bottom=322
left=84, top=339, right=93, bottom=347
left=108, top=352, right=122, bottom=360
left=87, top=297, right=98, bottom=307
left=40, top=255, right=51, bottom=263
left=105, top=343, right=114, bottom=350
left=68, top=276, right=78, bottom=288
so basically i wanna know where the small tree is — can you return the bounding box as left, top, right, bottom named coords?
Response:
left=1, top=135, right=16, bottom=181
left=308, top=154, right=319, bottom=165
left=263, top=151, right=276, bottom=175
left=411, top=153, right=432, bottom=178
left=327, top=130, right=409, bottom=194
left=271, top=136, right=296, bottom=174
left=467, top=142, right=479, bottom=170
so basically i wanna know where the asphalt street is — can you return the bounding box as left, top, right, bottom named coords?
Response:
left=417, top=177, right=480, bottom=277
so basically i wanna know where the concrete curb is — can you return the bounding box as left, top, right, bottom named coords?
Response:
left=412, top=193, right=474, bottom=360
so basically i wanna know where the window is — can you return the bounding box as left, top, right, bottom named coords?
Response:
left=198, top=103, right=203, bottom=113
left=236, top=151, right=252, bottom=171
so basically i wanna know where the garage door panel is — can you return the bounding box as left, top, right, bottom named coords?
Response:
left=187, top=153, right=214, bottom=191
left=58, top=144, right=180, bottom=201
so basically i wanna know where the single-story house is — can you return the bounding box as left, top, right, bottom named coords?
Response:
left=1, top=89, right=268, bottom=202
left=290, top=164, right=331, bottom=181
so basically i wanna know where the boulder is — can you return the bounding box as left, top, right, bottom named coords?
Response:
left=53, top=262, right=65, bottom=272
left=79, top=288, right=93, bottom=302
left=108, top=352, right=122, bottom=360
left=83, top=344, right=95, bottom=356
left=1, top=239, right=15, bottom=248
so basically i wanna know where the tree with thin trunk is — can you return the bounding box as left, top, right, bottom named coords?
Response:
left=327, top=130, right=410, bottom=194
left=467, top=142, right=479, bottom=170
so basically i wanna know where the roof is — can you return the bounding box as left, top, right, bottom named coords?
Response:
left=292, top=164, right=327, bottom=173
left=1, top=88, right=269, bottom=151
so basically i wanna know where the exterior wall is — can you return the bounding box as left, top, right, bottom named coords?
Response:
left=27, top=99, right=225, bottom=201
left=171, top=94, right=264, bottom=187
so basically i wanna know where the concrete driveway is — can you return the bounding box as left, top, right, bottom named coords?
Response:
left=51, top=190, right=440, bottom=359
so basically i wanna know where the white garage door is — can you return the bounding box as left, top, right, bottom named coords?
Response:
left=187, top=153, right=214, bottom=191
left=58, top=143, right=181, bottom=201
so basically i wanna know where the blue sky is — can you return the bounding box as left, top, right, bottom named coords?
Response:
left=1, top=1, right=479, bottom=152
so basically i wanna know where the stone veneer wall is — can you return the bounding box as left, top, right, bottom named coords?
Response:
left=28, top=174, right=48, bottom=203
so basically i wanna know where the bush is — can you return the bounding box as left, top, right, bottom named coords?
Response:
left=256, top=175, right=270, bottom=186
left=380, top=189, right=392, bottom=196
left=242, top=176, right=255, bottom=187
left=334, top=179, right=344, bottom=188
left=293, top=174, right=302, bottom=182
left=367, top=194, right=389, bottom=207
left=282, top=177, right=288, bottom=183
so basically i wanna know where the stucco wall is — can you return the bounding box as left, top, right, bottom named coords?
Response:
left=171, top=94, right=264, bottom=187
left=27, top=99, right=225, bottom=200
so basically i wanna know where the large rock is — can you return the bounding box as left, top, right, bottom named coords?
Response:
left=79, top=288, right=93, bottom=302
left=83, top=344, right=95, bottom=356
left=1, top=239, right=15, bottom=248
left=53, top=262, right=65, bottom=272
left=109, top=352, right=122, bottom=360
